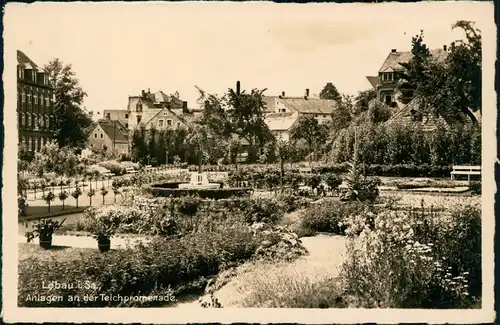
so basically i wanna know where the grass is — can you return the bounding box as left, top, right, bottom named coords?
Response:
left=18, top=243, right=96, bottom=262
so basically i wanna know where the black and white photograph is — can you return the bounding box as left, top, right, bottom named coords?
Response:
left=2, top=1, right=496, bottom=324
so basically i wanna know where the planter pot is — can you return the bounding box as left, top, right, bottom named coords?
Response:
left=39, top=234, right=53, bottom=249
left=97, top=237, right=111, bottom=252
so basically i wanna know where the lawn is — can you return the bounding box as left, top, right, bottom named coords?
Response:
left=18, top=243, right=95, bottom=262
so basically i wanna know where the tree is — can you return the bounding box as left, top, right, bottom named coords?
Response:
left=44, top=59, right=92, bottom=148
left=399, top=21, right=481, bottom=123
left=58, top=191, right=68, bottom=210
left=319, top=82, right=341, bottom=100
left=187, top=121, right=212, bottom=173
left=88, top=189, right=95, bottom=206
left=290, top=115, right=327, bottom=165
left=197, top=85, right=273, bottom=162
left=43, top=191, right=55, bottom=212
left=100, top=187, right=108, bottom=205
left=354, top=89, right=377, bottom=115
left=276, top=139, right=295, bottom=192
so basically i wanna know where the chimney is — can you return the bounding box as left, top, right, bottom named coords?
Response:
left=282, top=91, right=285, bottom=97
left=443, top=45, right=447, bottom=51
left=141, top=89, right=146, bottom=97
left=305, top=89, right=310, bottom=98
left=148, top=88, right=151, bottom=94
left=451, top=42, right=455, bottom=49
left=182, top=101, right=188, bottom=113
left=391, top=49, right=397, bottom=53
left=236, top=81, right=241, bottom=95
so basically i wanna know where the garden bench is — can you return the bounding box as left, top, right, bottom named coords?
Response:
left=450, top=165, right=481, bottom=182
left=125, top=167, right=138, bottom=174
left=298, top=167, right=313, bottom=174
left=102, top=172, right=115, bottom=178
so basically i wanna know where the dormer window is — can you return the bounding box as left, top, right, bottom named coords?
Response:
left=136, top=101, right=143, bottom=112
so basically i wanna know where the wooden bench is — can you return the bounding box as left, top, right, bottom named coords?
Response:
left=298, top=167, right=313, bottom=174
left=102, top=172, right=115, bottom=178
left=125, top=167, right=138, bottom=174
left=450, top=165, right=481, bottom=182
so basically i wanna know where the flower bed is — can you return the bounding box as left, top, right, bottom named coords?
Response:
left=146, top=182, right=252, bottom=199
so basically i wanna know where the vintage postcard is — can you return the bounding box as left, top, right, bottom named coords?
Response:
left=2, top=1, right=496, bottom=324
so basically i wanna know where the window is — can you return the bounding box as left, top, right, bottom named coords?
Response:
left=125, top=113, right=129, bottom=119
left=158, top=120, right=164, bottom=127
left=22, top=90, right=25, bottom=103
left=177, top=122, right=180, bottom=128
left=33, top=114, right=38, bottom=128
left=21, top=113, right=25, bottom=126
left=105, top=113, right=111, bottom=120
left=27, top=93, right=31, bottom=104
left=22, top=136, right=26, bottom=150
left=167, top=119, right=172, bottom=126
left=125, top=123, right=129, bottom=128
left=46, top=116, right=50, bottom=128
left=27, top=114, right=31, bottom=127
left=94, top=133, right=98, bottom=138
left=40, top=116, right=44, bottom=127
left=34, top=138, right=38, bottom=151
left=100, top=134, right=103, bottom=139
left=45, top=96, right=50, bottom=107
left=34, top=93, right=38, bottom=104
left=39, top=94, right=43, bottom=105
left=18, top=67, right=22, bottom=78
left=28, top=137, right=32, bottom=151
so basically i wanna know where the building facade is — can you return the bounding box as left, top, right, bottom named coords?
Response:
left=17, top=50, right=55, bottom=152
left=263, top=89, right=337, bottom=124
left=366, top=47, right=448, bottom=106
left=87, top=119, right=130, bottom=154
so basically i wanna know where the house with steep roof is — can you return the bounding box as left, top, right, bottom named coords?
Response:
left=264, top=112, right=300, bottom=142
left=263, top=89, right=337, bottom=124
left=384, top=97, right=447, bottom=132
left=87, top=119, right=130, bottom=154
left=366, top=46, right=448, bottom=107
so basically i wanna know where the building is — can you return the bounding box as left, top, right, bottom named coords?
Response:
left=17, top=50, right=55, bottom=152
left=126, top=89, right=190, bottom=131
left=366, top=46, right=448, bottom=106
left=103, top=109, right=129, bottom=128
left=87, top=119, right=130, bottom=154
left=264, top=112, right=299, bottom=142
left=263, top=89, right=337, bottom=124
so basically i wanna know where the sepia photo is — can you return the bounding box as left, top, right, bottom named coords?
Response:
left=2, top=1, right=496, bottom=324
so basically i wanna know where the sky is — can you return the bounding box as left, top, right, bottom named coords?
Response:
left=4, top=1, right=494, bottom=117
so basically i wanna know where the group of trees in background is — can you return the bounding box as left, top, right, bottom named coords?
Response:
left=23, top=20, right=480, bottom=171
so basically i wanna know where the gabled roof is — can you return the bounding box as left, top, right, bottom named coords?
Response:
left=378, top=48, right=448, bottom=73
left=94, top=119, right=129, bottom=142
left=281, top=97, right=337, bottom=115
left=366, top=76, right=380, bottom=89
left=385, top=97, right=446, bottom=132
left=265, top=112, right=299, bottom=131
left=17, top=50, right=40, bottom=70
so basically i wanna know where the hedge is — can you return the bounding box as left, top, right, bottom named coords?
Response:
left=146, top=182, right=253, bottom=199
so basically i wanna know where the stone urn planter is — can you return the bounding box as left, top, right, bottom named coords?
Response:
left=26, top=218, right=66, bottom=250
left=97, top=236, right=111, bottom=252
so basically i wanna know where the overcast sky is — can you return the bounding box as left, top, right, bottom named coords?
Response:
left=5, top=1, right=494, bottom=115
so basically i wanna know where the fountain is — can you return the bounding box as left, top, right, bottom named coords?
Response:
left=178, top=172, right=220, bottom=190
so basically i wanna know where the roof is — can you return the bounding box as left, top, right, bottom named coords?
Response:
left=17, top=50, right=40, bottom=70
left=378, top=48, right=448, bottom=73
left=366, top=76, right=380, bottom=89
left=265, top=112, right=299, bottom=131
left=385, top=97, right=445, bottom=132
left=94, top=119, right=129, bottom=142
left=281, top=97, right=337, bottom=114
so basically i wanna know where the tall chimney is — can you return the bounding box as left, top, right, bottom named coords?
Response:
left=182, top=101, right=188, bottom=113
left=282, top=91, right=285, bottom=97
left=443, top=45, right=447, bottom=51
left=391, top=49, right=397, bottom=53
left=236, top=81, right=240, bottom=95
left=148, top=88, right=151, bottom=94
left=141, top=90, right=146, bottom=97
left=305, top=89, right=310, bottom=98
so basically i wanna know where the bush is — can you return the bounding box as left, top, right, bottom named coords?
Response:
left=341, top=203, right=481, bottom=308
left=469, top=181, right=481, bottom=195
left=147, top=183, right=252, bottom=199
left=98, top=161, right=125, bottom=176
left=18, top=224, right=261, bottom=307
left=300, top=200, right=367, bottom=235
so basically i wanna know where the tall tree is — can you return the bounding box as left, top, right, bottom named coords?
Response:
left=290, top=115, right=327, bottom=165
left=399, top=21, right=481, bottom=123
left=319, top=82, right=341, bottom=100
left=197, top=85, right=273, bottom=162
left=44, top=59, right=92, bottom=148
left=354, top=89, right=377, bottom=115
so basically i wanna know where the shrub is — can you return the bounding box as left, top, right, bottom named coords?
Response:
left=147, top=183, right=252, bottom=199
left=323, top=173, right=343, bottom=194
left=469, top=181, right=481, bottom=195
left=18, top=224, right=260, bottom=307
left=98, top=160, right=125, bottom=176
left=300, top=200, right=367, bottom=235
left=341, top=203, right=481, bottom=308
left=18, top=195, right=28, bottom=216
